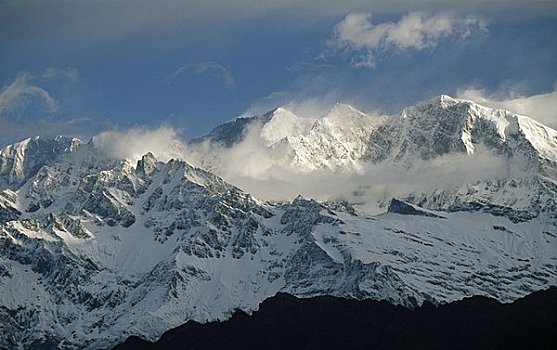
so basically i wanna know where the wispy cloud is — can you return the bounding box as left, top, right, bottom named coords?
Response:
left=0, top=73, right=58, bottom=116
left=169, top=61, right=235, bottom=88
left=0, top=68, right=112, bottom=146
left=243, top=89, right=344, bottom=119
left=243, top=72, right=348, bottom=118
left=286, top=60, right=333, bottom=73
left=184, top=120, right=510, bottom=208
left=457, top=84, right=557, bottom=129
left=81, top=117, right=512, bottom=209
left=328, top=12, right=487, bottom=68
left=0, top=67, right=80, bottom=118
left=40, top=67, right=79, bottom=81
left=92, top=126, right=186, bottom=162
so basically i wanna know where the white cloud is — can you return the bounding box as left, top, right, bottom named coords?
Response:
left=185, top=122, right=510, bottom=210
left=457, top=85, right=557, bottom=129
left=85, top=120, right=512, bottom=211
left=0, top=67, right=80, bottom=118
left=242, top=91, right=291, bottom=116
left=0, top=73, right=58, bottom=116
left=92, top=126, right=187, bottom=162
left=169, top=61, right=234, bottom=88
left=41, top=67, right=79, bottom=81
left=329, top=12, right=487, bottom=68
left=0, top=68, right=118, bottom=147
left=179, top=112, right=511, bottom=210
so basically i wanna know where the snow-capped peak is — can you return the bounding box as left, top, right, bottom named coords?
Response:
left=190, top=94, right=557, bottom=177
left=0, top=135, right=83, bottom=189
left=260, top=108, right=315, bottom=146
left=365, top=94, right=557, bottom=166
left=414, top=94, right=466, bottom=111
left=324, top=103, right=367, bottom=120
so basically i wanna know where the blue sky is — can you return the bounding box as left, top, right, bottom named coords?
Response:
left=1, top=0, right=556, bottom=145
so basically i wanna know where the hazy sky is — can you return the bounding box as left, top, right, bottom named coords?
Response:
left=1, top=0, right=556, bottom=144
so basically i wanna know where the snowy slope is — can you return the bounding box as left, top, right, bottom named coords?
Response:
left=0, top=95, right=556, bottom=349
left=189, top=104, right=383, bottom=172
left=289, top=103, right=385, bottom=172
left=364, top=95, right=557, bottom=169
left=196, top=95, right=556, bottom=175
left=363, top=95, right=557, bottom=223
left=0, top=143, right=555, bottom=349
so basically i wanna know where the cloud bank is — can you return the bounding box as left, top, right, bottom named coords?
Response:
left=85, top=110, right=514, bottom=213
left=329, top=12, right=487, bottom=68
left=1, top=1, right=553, bottom=46
left=181, top=122, right=511, bottom=211
left=92, top=126, right=187, bottom=163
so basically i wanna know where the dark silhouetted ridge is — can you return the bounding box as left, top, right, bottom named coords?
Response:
left=114, top=287, right=557, bottom=350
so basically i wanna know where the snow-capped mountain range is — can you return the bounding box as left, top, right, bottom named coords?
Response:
left=0, top=95, right=556, bottom=349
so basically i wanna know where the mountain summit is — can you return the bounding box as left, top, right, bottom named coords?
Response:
left=193, top=95, right=557, bottom=174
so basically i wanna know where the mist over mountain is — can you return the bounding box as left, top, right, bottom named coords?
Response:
left=186, top=95, right=557, bottom=214
left=0, top=95, right=556, bottom=349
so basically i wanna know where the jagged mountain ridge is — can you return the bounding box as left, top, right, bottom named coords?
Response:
left=364, top=95, right=557, bottom=222
left=193, top=95, right=556, bottom=172
left=0, top=136, right=82, bottom=189
left=190, top=103, right=385, bottom=172
left=0, top=95, right=556, bottom=349
left=366, top=95, right=556, bottom=164
left=191, top=95, right=557, bottom=223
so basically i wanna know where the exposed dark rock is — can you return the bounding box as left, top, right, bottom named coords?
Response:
left=388, top=198, right=445, bottom=218
left=0, top=205, right=20, bottom=223
left=190, top=116, right=258, bottom=147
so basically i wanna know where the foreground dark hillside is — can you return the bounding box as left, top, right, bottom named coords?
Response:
left=114, top=287, right=557, bottom=350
